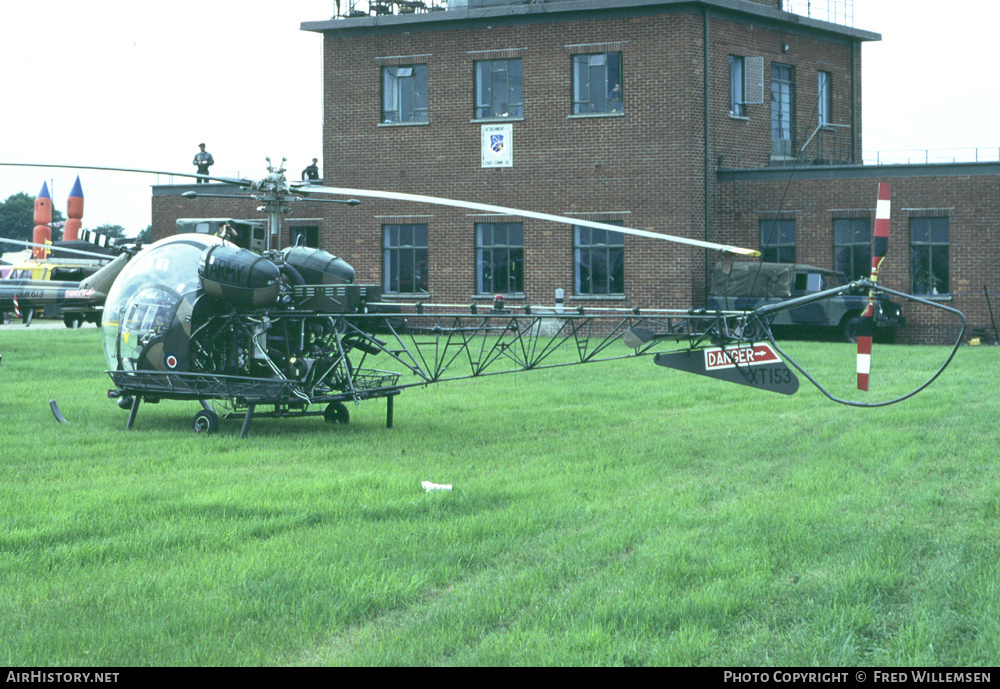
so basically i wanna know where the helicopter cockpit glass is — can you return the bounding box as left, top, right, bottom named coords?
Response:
left=116, top=286, right=182, bottom=370
left=102, top=234, right=225, bottom=370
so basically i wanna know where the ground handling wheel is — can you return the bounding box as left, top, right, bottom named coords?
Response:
left=324, top=401, right=350, bottom=425
left=193, top=409, right=220, bottom=434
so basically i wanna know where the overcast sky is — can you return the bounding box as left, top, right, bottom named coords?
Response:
left=1, top=0, right=996, bottom=235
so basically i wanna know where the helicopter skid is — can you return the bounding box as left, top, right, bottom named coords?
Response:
left=108, top=369, right=402, bottom=437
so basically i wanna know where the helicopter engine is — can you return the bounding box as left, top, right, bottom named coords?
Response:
left=281, top=245, right=355, bottom=285
left=198, top=244, right=281, bottom=309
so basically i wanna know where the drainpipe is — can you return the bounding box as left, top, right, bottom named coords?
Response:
left=703, top=8, right=712, bottom=303
left=851, top=39, right=858, bottom=162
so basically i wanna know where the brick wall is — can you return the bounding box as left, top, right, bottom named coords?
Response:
left=314, top=4, right=864, bottom=309
left=715, top=167, right=1000, bottom=344
left=150, top=2, right=998, bottom=345
left=708, top=14, right=860, bottom=169
left=318, top=10, right=724, bottom=310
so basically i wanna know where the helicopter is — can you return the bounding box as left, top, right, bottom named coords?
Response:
left=0, top=160, right=968, bottom=437
left=0, top=239, right=134, bottom=327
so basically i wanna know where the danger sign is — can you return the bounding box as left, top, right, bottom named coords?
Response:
left=703, top=343, right=781, bottom=370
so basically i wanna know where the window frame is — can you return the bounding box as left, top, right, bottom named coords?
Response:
left=574, top=222, right=625, bottom=296
left=760, top=218, right=796, bottom=264
left=474, top=58, right=524, bottom=120
left=475, top=222, right=524, bottom=295
left=818, top=70, right=832, bottom=127
left=909, top=217, right=950, bottom=296
left=289, top=225, right=320, bottom=249
left=771, top=63, right=794, bottom=156
left=383, top=223, right=429, bottom=295
left=833, top=217, right=870, bottom=281
left=381, top=64, right=428, bottom=124
left=729, top=55, right=745, bottom=117
left=571, top=52, right=623, bottom=115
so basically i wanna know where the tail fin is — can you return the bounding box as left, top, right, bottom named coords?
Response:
left=857, top=183, right=891, bottom=391
left=79, top=252, right=132, bottom=296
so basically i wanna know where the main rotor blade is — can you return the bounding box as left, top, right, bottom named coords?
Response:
left=0, top=236, right=121, bottom=261
left=0, top=162, right=251, bottom=187
left=297, top=183, right=761, bottom=256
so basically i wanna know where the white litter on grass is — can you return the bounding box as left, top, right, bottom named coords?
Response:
left=422, top=481, right=452, bottom=492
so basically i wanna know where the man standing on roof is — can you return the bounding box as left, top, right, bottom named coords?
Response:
left=302, top=158, right=320, bottom=181
left=193, top=143, right=214, bottom=183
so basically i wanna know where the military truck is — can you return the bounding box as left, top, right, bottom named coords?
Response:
left=176, top=218, right=268, bottom=253
left=708, top=262, right=905, bottom=342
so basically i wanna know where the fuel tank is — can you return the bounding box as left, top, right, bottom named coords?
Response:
left=198, top=244, right=280, bottom=308
left=281, top=246, right=355, bottom=285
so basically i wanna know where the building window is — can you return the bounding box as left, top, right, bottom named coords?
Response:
left=771, top=63, right=793, bottom=157
left=760, top=219, right=795, bottom=263
left=817, top=71, right=832, bottom=126
left=572, top=53, right=622, bottom=114
left=574, top=222, right=624, bottom=295
left=833, top=217, right=870, bottom=281
left=381, top=65, right=428, bottom=123
left=475, top=59, right=523, bottom=119
left=729, top=56, right=745, bottom=117
left=910, top=217, right=949, bottom=295
left=289, top=225, right=319, bottom=249
left=476, top=222, right=523, bottom=295
left=383, top=224, right=428, bottom=294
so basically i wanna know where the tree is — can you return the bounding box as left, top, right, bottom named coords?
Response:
left=89, top=223, right=152, bottom=244
left=0, top=192, right=66, bottom=243
left=92, top=224, right=127, bottom=240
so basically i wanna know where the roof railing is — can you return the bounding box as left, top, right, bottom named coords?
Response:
left=781, top=0, right=854, bottom=27
left=863, top=147, right=1000, bottom=166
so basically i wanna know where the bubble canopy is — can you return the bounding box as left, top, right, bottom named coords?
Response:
left=102, top=234, right=224, bottom=371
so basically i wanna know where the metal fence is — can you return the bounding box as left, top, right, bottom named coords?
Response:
left=863, top=148, right=1000, bottom=166
left=330, top=0, right=855, bottom=23
left=781, top=0, right=853, bottom=27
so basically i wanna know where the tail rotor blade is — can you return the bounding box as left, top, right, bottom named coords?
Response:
left=857, top=182, right=891, bottom=391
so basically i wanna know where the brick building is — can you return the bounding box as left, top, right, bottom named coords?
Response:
left=152, top=0, right=999, bottom=343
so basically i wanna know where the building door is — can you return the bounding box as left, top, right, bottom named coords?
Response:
left=771, top=64, right=793, bottom=159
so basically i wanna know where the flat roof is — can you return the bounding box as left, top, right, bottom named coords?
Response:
left=717, top=161, right=1000, bottom=182
left=302, top=0, right=881, bottom=42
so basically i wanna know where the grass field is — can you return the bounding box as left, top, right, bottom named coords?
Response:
left=1, top=326, right=998, bottom=666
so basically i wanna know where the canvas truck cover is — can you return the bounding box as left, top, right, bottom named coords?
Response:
left=708, top=262, right=905, bottom=340
left=710, top=262, right=805, bottom=299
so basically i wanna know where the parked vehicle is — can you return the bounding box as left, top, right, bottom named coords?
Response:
left=2, top=257, right=109, bottom=326
left=708, top=262, right=905, bottom=342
